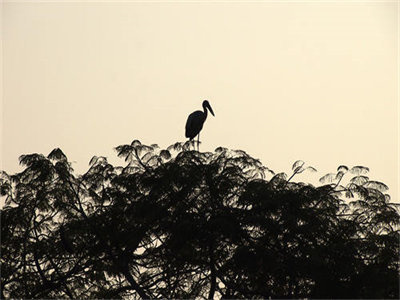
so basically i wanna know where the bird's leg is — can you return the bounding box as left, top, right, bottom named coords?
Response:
left=197, top=133, right=200, bottom=151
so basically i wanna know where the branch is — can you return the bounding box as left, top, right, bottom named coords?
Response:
left=207, top=241, right=216, bottom=300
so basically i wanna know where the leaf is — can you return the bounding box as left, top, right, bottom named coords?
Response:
left=264, top=167, right=275, bottom=176
left=293, top=166, right=304, bottom=174
left=48, top=148, right=67, bottom=162
left=305, top=166, right=317, bottom=173
left=319, top=173, right=336, bottom=184
left=141, top=152, right=154, bottom=164
left=89, top=156, right=99, bottom=166
left=19, top=153, right=44, bottom=167
left=271, top=172, right=287, bottom=181
left=160, top=150, right=171, bottom=160
left=350, top=175, right=369, bottom=185
left=135, top=144, right=153, bottom=157
left=115, top=145, right=133, bottom=158
left=337, top=165, right=348, bottom=173
left=350, top=166, right=369, bottom=175
left=167, top=142, right=182, bottom=152
left=348, top=184, right=369, bottom=198
left=335, top=171, right=345, bottom=181
left=215, top=147, right=227, bottom=153
left=364, top=181, right=389, bottom=192
left=89, top=156, right=107, bottom=166
left=292, top=160, right=304, bottom=171
left=131, top=140, right=142, bottom=147
left=233, top=149, right=248, bottom=157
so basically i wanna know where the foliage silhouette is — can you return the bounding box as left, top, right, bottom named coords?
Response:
left=1, top=140, right=399, bottom=299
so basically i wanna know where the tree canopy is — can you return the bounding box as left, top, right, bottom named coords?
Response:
left=1, top=140, right=399, bottom=299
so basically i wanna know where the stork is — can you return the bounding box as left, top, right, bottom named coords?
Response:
left=185, top=100, right=215, bottom=151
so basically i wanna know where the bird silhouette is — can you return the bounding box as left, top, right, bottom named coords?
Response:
left=185, top=100, right=215, bottom=151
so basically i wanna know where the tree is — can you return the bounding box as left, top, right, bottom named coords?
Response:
left=1, top=140, right=399, bottom=298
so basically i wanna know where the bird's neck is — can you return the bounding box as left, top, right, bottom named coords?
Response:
left=203, top=106, right=208, bottom=118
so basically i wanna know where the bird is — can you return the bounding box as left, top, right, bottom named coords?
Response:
left=185, top=100, right=215, bottom=151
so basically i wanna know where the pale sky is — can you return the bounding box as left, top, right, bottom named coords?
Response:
left=1, top=1, right=398, bottom=201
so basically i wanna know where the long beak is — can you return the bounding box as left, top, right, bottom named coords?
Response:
left=207, top=103, right=215, bottom=116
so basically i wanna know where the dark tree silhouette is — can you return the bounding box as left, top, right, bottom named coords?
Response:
left=1, top=140, right=399, bottom=299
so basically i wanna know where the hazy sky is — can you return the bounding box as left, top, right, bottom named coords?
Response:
left=1, top=1, right=398, bottom=201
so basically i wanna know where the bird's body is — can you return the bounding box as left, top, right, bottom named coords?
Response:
left=185, top=110, right=207, bottom=140
left=185, top=100, right=215, bottom=150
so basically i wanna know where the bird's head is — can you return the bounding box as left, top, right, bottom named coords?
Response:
left=202, top=100, right=215, bottom=116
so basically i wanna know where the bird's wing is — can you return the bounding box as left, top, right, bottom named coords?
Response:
left=185, top=111, right=204, bottom=139
left=185, top=112, right=195, bottom=138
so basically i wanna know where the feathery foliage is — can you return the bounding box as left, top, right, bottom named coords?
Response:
left=1, top=140, right=399, bottom=299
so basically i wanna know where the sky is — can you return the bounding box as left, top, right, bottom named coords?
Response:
left=1, top=0, right=398, bottom=203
